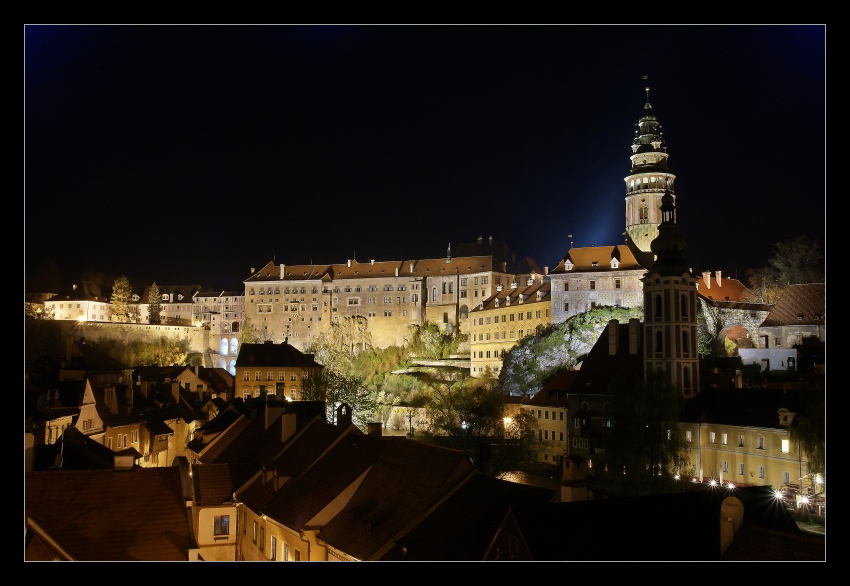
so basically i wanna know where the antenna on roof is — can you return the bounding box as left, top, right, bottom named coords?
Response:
left=642, top=75, right=652, bottom=110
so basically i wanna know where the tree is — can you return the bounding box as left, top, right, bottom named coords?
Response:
left=305, top=316, right=372, bottom=371
left=790, top=375, right=825, bottom=479
left=600, top=370, right=688, bottom=496
left=300, top=369, right=377, bottom=427
left=745, top=235, right=824, bottom=303
left=148, top=282, right=162, bottom=324
left=417, top=370, right=538, bottom=476
left=240, top=317, right=271, bottom=344
left=110, top=275, right=133, bottom=323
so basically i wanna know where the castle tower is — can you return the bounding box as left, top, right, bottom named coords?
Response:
left=624, top=81, right=676, bottom=253
left=641, top=190, right=699, bottom=397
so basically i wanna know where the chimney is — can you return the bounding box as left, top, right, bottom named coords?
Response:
left=250, top=268, right=255, bottom=274
left=544, top=266, right=549, bottom=275
left=702, top=271, right=711, bottom=289
left=447, top=243, right=452, bottom=262
left=367, top=422, right=383, bottom=437
left=172, top=381, right=181, bottom=404
left=337, top=403, right=353, bottom=428
left=280, top=264, right=285, bottom=279
left=527, top=277, right=534, bottom=286
left=265, top=403, right=286, bottom=430
left=511, top=282, right=518, bottom=289
left=496, top=284, right=503, bottom=292
left=395, top=267, right=399, bottom=277
left=409, top=262, right=414, bottom=273
left=628, top=318, right=640, bottom=355
left=281, top=412, right=297, bottom=443
left=72, top=283, right=77, bottom=291
left=477, top=236, right=483, bottom=245
left=489, top=235, right=493, bottom=246
left=370, top=259, right=375, bottom=265
left=608, top=320, right=620, bottom=355
left=347, top=259, right=352, bottom=268
left=715, top=270, right=723, bottom=288
left=502, top=261, right=507, bottom=272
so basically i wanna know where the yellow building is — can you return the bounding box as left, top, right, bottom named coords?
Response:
left=680, top=389, right=816, bottom=496
left=469, top=281, right=551, bottom=376
left=234, top=341, right=322, bottom=401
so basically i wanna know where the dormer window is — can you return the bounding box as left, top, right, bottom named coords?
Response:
left=591, top=261, right=598, bottom=267
left=611, top=259, right=619, bottom=269
left=565, top=262, right=573, bottom=271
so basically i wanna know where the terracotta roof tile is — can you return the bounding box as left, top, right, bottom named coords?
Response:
left=25, top=468, right=191, bottom=560
left=761, top=283, right=826, bottom=327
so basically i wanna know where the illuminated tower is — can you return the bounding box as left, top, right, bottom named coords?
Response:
left=624, top=80, right=676, bottom=253
left=641, top=191, right=699, bottom=398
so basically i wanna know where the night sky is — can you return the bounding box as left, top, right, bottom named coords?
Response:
left=25, top=25, right=825, bottom=292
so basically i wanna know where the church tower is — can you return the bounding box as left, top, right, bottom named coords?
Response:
left=624, top=81, right=676, bottom=253
left=641, top=190, right=699, bottom=398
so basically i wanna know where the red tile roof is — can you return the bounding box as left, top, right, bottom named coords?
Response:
left=761, top=283, right=826, bottom=327
left=25, top=468, right=192, bottom=560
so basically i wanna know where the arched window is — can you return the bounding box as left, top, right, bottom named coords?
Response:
left=682, top=330, right=690, bottom=354
left=431, top=287, right=437, bottom=302
left=230, top=338, right=238, bottom=355
left=655, top=329, right=663, bottom=354
left=683, top=366, right=692, bottom=393
left=654, top=294, right=663, bottom=320
left=220, top=338, right=229, bottom=356
left=681, top=294, right=689, bottom=318
left=229, top=360, right=236, bottom=376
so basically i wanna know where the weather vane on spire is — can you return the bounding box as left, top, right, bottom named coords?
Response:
left=642, top=75, right=652, bottom=110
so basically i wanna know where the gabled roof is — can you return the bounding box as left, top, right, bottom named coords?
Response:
left=696, top=274, right=751, bottom=302
left=760, top=283, right=826, bottom=327
left=570, top=321, right=644, bottom=395
left=234, top=341, right=321, bottom=369
left=317, top=440, right=475, bottom=560
left=244, top=255, right=522, bottom=284
left=236, top=420, right=354, bottom=515
left=378, top=474, right=554, bottom=561
left=47, top=281, right=112, bottom=303
left=261, top=431, right=387, bottom=531
left=550, top=245, right=647, bottom=274
left=470, top=282, right=551, bottom=313
left=681, top=387, right=804, bottom=429
left=32, top=427, right=116, bottom=471
left=192, top=463, right=241, bottom=506
left=25, top=467, right=192, bottom=560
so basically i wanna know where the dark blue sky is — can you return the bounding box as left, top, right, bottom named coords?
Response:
left=25, top=25, right=825, bottom=291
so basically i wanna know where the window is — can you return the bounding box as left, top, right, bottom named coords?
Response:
left=783, top=471, right=790, bottom=485
left=252, top=521, right=257, bottom=544
left=214, top=515, right=230, bottom=536
left=284, top=543, right=290, bottom=561
left=615, top=278, right=621, bottom=289
left=721, top=460, right=728, bottom=473
left=270, top=536, right=277, bottom=560
left=259, top=527, right=265, bottom=551
left=781, top=438, right=790, bottom=453
left=685, top=430, right=693, bottom=443
left=709, top=431, right=716, bottom=444
left=757, top=435, right=765, bottom=450
left=738, top=463, right=745, bottom=476
left=738, top=434, right=745, bottom=448
left=758, top=466, right=765, bottom=479
left=589, top=280, right=596, bottom=290
left=722, top=432, right=728, bottom=446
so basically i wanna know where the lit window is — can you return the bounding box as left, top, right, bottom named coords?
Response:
left=781, top=438, right=790, bottom=453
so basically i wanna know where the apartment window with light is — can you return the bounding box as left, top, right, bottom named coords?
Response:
left=270, top=536, right=277, bottom=560
left=757, top=435, right=765, bottom=450
left=709, top=431, right=716, bottom=444
left=685, top=430, right=693, bottom=443
left=722, top=432, right=728, bottom=446
left=781, top=438, right=790, bottom=453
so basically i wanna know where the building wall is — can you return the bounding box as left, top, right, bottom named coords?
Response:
left=681, top=422, right=808, bottom=489
left=234, top=365, right=320, bottom=401
left=549, top=269, right=644, bottom=324
left=523, top=404, right=568, bottom=464
left=69, top=321, right=209, bottom=354
left=195, top=505, right=237, bottom=561
left=45, top=299, right=112, bottom=322
left=470, top=294, right=551, bottom=376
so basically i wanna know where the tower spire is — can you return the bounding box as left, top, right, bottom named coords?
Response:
left=642, top=75, right=652, bottom=110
